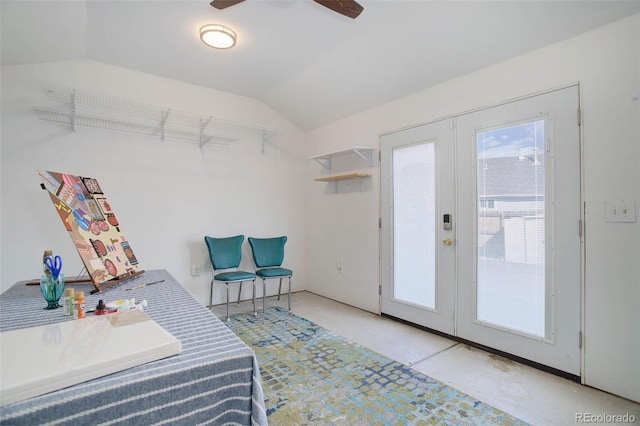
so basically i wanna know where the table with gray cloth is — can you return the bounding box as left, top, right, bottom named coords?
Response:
left=0, top=269, right=267, bottom=426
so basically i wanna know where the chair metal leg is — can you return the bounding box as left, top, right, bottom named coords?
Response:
left=262, top=278, right=267, bottom=314
left=252, top=279, right=257, bottom=316
left=209, top=280, right=214, bottom=308
left=225, top=284, right=230, bottom=322
left=277, top=277, right=282, bottom=301
left=287, top=276, right=292, bottom=310
left=236, top=281, right=243, bottom=305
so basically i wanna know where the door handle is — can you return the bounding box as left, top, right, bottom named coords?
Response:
left=442, top=238, right=453, bottom=246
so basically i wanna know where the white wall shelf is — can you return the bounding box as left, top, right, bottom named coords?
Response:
left=309, top=147, right=375, bottom=193
left=308, top=147, right=375, bottom=172
left=33, top=82, right=279, bottom=150
left=313, top=172, right=372, bottom=182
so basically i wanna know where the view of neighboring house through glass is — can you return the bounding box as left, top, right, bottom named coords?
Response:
left=476, top=119, right=546, bottom=337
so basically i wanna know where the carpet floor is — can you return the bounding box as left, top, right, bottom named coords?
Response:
left=226, top=307, right=529, bottom=426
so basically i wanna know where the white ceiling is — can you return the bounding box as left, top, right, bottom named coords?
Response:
left=2, top=1, right=639, bottom=130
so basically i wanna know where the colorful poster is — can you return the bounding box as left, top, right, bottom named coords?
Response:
left=38, top=170, right=142, bottom=289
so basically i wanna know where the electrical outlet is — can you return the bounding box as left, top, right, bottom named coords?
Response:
left=191, top=265, right=201, bottom=276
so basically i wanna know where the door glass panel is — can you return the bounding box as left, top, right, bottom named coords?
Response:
left=393, top=143, right=435, bottom=309
left=476, top=120, right=545, bottom=337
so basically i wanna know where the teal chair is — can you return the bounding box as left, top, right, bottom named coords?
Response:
left=204, top=235, right=256, bottom=321
left=248, top=236, right=293, bottom=313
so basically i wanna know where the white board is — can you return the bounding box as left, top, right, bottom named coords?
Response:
left=0, top=310, right=181, bottom=406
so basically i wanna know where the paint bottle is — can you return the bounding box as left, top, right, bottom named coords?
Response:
left=61, top=288, right=75, bottom=316
left=74, top=291, right=86, bottom=319
left=94, top=300, right=107, bottom=316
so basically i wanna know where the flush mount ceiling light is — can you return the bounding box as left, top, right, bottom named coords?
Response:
left=200, top=24, right=236, bottom=49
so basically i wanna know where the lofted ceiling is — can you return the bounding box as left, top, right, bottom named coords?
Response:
left=2, top=1, right=639, bottom=130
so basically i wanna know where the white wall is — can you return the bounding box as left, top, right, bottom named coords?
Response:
left=0, top=60, right=307, bottom=307
left=306, top=15, right=639, bottom=402
left=2, top=15, right=638, bottom=404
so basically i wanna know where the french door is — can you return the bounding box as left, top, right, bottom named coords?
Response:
left=380, top=118, right=456, bottom=335
left=381, top=86, right=581, bottom=375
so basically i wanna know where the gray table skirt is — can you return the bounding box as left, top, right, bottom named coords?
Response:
left=0, top=269, right=267, bottom=426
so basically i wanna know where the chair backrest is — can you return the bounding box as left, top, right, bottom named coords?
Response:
left=248, top=236, right=287, bottom=268
left=204, top=235, right=244, bottom=270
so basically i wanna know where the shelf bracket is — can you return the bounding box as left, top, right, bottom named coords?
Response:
left=159, top=109, right=171, bottom=142
left=352, top=147, right=373, bottom=167
left=260, top=128, right=280, bottom=155
left=199, top=135, right=214, bottom=148
left=69, top=90, right=76, bottom=132
left=313, top=157, right=332, bottom=171
left=199, top=117, right=213, bottom=148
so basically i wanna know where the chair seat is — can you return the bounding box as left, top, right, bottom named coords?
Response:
left=256, top=267, right=292, bottom=278
left=214, top=271, right=256, bottom=282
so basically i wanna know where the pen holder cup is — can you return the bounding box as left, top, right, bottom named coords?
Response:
left=40, top=274, right=65, bottom=310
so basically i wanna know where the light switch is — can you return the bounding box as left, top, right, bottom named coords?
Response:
left=605, top=200, right=637, bottom=223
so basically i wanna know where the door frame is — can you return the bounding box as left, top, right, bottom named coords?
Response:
left=378, top=83, right=584, bottom=379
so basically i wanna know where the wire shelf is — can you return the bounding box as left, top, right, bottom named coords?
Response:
left=35, top=83, right=279, bottom=148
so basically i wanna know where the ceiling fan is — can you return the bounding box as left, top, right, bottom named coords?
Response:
left=210, top=0, right=364, bottom=19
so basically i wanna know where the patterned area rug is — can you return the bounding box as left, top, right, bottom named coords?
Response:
left=226, top=307, right=528, bottom=426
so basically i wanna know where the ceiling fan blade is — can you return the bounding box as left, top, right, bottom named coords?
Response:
left=210, top=0, right=246, bottom=10
left=313, top=0, right=363, bottom=19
